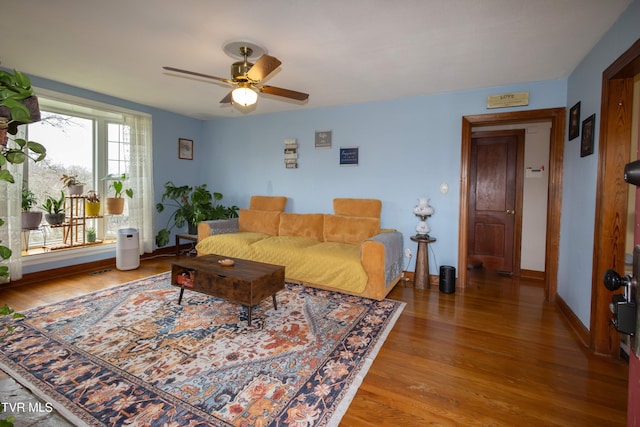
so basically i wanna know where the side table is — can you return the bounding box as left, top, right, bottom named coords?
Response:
left=410, top=235, right=436, bottom=290
left=175, top=233, right=198, bottom=256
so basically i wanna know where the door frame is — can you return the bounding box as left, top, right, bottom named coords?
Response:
left=591, top=38, right=640, bottom=356
left=459, top=108, right=565, bottom=302
left=468, top=129, right=525, bottom=275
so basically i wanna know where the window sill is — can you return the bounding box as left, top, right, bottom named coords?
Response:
left=21, top=241, right=117, bottom=268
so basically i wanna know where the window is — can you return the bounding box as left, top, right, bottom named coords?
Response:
left=21, top=90, right=152, bottom=254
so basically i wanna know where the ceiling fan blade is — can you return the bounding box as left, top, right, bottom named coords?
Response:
left=259, top=85, right=309, bottom=101
left=163, top=66, right=233, bottom=84
left=220, top=91, right=233, bottom=104
left=246, top=55, right=282, bottom=82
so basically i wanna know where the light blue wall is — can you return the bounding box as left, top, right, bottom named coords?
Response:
left=200, top=79, right=566, bottom=274
left=12, top=0, right=639, bottom=328
left=561, top=0, right=640, bottom=328
left=14, top=74, right=204, bottom=273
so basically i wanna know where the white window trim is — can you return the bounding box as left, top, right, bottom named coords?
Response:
left=34, top=87, right=151, bottom=119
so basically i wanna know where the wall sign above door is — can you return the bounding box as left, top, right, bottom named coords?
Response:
left=486, top=91, right=529, bottom=109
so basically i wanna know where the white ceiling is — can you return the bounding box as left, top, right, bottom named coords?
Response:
left=0, top=0, right=632, bottom=120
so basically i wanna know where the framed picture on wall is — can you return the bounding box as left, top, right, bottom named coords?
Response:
left=178, top=138, right=194, bottom=160
left=340, top=147, right=359, bottom=166
left=569, top=101, right=580, bottom=140
left=580, top=114, right=595, bottom=158
left=315, top=130, right=332, bottom=149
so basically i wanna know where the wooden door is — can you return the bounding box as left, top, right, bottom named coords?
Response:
left=468, top=130, right=524, bottom=273
left=627, top=69, right=640, bottom=427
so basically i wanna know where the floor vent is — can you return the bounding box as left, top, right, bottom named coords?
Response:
left=89, top=269, right=113, bottom=275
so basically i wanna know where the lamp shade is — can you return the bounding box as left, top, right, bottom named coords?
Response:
left=231, top=86, right=258, bottom=106
left=413, top=197, right=434, bottom=236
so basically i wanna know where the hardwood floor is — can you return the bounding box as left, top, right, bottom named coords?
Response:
left=0, top=258, right=629, bottom=426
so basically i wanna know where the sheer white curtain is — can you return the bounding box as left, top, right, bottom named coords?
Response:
left=126, top=114, right=154, bottom=254
left=0, top=138, right=24, bottom=282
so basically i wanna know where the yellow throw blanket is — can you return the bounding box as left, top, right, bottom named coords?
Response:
left=195, top=233, right=368, bottom=293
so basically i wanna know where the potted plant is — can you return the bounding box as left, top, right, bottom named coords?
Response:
left=155, top=181, right=238, bottom=247
left=0, top=69, right=41, bottom=144
left=21, top=188, right=42, bottom=229
left=86, top=227, right=97, bottom=243
left=60, top=174, right=84, bottom=196
left=1, top=69, right=45, bottom=282
left=104, top=173, right=133, bottom=215
left=41, top=191, right=66, bottom=225
left=84, top=190, right=101, bottom=217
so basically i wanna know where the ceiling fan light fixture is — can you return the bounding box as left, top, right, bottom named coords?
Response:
left=231, top=86, right=258, bottom=106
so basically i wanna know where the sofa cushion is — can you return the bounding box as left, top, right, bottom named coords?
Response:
left=333, top=198, right=381, bottom=218
left=195, top=231, right=270, bottom=258
left=301, top=241, right=368, bottom=293
left=238, top=209, right=281, bottom=235
left=323, top=214, right=380, bottom=244
left=278, top=213, right=325, bottom=241
left=250, top=236, right=322, bottom=268
left=249, top=195, right=287, bottom=212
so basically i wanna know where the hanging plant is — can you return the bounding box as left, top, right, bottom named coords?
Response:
left=0, top=69, right=41, bottom=135
left=1, top=70, right=46, bottom=280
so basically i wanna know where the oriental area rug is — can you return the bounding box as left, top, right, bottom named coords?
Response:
left=0, top=272, right=404, bottom=426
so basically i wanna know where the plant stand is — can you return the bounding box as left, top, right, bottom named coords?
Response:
left=21, top=226, right=46, bottom=253
left=46, top=195, right=103, bottom=250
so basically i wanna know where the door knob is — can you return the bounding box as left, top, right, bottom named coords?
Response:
left=506, top=209, right=515, bottom=215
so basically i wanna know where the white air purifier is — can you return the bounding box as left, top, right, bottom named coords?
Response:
left=116, top=228, right=140, bottom=270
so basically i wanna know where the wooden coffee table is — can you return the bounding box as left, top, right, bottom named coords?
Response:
left=171, top=254, right=285, bottom=326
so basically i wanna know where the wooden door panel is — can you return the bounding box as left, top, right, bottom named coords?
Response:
left=473, top=223, right=505, bottom=256
left=475, top=143, right=508, bottom=211
left=468, top=131, right=523, bottom=272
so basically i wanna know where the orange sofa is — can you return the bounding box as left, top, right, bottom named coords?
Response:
left=196, top=196, right=403, bottom=300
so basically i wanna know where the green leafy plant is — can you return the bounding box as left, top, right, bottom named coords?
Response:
left=21, top=188, right=37, bottom=211
left=105, top=173, right=133, bottom=198
left=60, top=173, right=82, bottom=188
left=0, top=304, right=24, bottom=342
left=155, top=181, right=238, bottom=247
left=0, top=69, right=39, bottom=134
left=1, top=69, right=45, bottom=280
left=0, top=138, right=46, bottom=184
left=0, top=71, right=39, bottom=427
left=0, top=416, right=15, bottom=426
left=86, top=227, right=96, bottom=243
left=41, top=191, right=65, bottom=214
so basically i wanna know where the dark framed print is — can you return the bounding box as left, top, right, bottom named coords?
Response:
left=569, top=101, right=580, bottom=140
left=580, top=114, right=595, bottom=158
left=178, top=138, right=193, bottom=160
left=340, top=147, right=359, bottom=166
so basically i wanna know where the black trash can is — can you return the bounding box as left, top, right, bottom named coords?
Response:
left=439, top=265, right=456, bottom=294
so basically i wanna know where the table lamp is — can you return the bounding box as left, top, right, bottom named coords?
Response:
left=413, top=197, right=434, bottom=237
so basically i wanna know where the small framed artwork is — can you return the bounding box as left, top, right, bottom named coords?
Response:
left=580, top=114, right=595, bottom=158
left=315, top=130, right=332, bottom=149
left=569, top=101, right=580, bottom=141
left=340, top=147, right=359, bottom=166
left=178, top=138, right=193, bottom=160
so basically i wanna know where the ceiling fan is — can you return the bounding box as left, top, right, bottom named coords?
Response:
left=163, top=43, right=309, bottom=107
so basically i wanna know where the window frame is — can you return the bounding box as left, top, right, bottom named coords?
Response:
left=21, top=88, right=148, bottom=258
